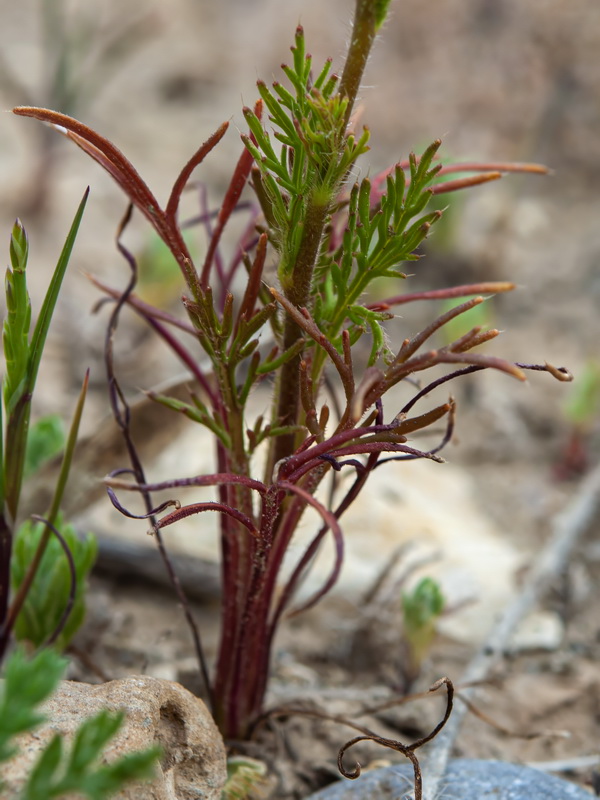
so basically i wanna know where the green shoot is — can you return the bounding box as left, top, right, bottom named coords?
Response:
left=0, top=193, right=89, bottom=661
left=222, top=756, right=268, bottom=800
left=2, top=191, right=88, bottom=521
left=402, top=577, right=445, bottom=678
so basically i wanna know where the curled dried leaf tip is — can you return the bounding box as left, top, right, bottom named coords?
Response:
left=545, top=362, right=574, bottom=382
left=337, top=677, right=454, bottom=800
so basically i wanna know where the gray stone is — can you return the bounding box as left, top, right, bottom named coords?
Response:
left=1, top=676, right=227, bottom=799
left=305, top=758, right=592, bottom=799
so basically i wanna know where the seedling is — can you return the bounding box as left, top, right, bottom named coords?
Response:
left=402, top=577, right=445, bottom=684
left=222, top=756, right=268, bottom=800
left=13, top=0, right=572, bottom=741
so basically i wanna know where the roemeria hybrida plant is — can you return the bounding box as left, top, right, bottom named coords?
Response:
left=14, top=0, right=571, bottom=739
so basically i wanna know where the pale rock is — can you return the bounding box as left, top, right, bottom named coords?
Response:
left=323, top=459, right=522, bottom=644
left=509, top=610, right=565, bottom=653
left=1, top=676, right=226, bottom=800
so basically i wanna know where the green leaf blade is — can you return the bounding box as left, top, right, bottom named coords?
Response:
left=27, top=188, right=89, bottom=395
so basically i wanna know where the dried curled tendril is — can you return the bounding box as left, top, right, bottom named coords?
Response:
left=337, top=677, right=454, bottom=800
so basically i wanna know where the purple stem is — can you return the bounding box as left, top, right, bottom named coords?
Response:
left=107, top=471, right=267, bottom=495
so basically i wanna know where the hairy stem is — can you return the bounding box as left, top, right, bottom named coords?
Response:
left=268, top=0, right=382, bottom=474
left=338, top=0, right=380, bottom=123
left=269, top=197, right=330, bottom=473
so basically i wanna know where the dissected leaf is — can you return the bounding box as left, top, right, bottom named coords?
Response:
left=11, top=515, right=97, bottom=650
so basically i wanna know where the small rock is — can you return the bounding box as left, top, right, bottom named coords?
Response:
left=1, top=676, right=227, bottom=800
left=305, top=759, right=592, bottom=799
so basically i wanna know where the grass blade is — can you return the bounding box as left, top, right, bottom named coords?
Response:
left=28, top=189, right=89, bottom=391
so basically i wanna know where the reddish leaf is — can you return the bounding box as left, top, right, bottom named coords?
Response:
left=165, top=121, right=230, bottom=225
left=13, top=106, right=163, bottom=229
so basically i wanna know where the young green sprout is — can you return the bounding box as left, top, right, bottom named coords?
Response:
left=402, top=577, right=446, bottom=684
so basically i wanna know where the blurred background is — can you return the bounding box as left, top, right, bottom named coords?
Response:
left=1, top=0, right=599, bottom=775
